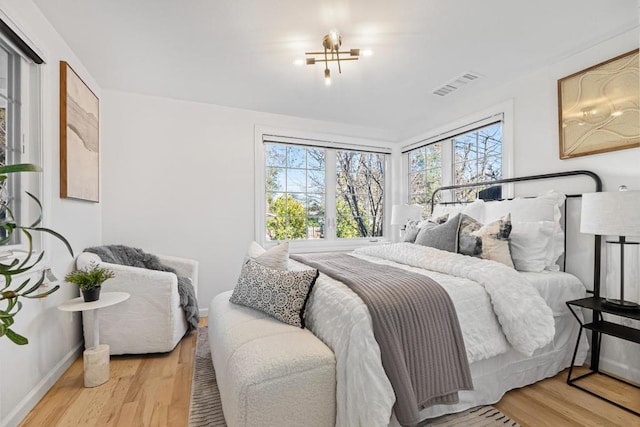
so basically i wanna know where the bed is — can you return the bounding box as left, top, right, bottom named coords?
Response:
left=215, top=170, right=601, bottom=427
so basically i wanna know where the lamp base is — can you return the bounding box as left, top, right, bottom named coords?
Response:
left=602, top=298, right=640, bottom=311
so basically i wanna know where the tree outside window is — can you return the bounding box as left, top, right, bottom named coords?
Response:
left=407, top=122, right=502, bottom=212
left=264, top=143, right=385, bottom=241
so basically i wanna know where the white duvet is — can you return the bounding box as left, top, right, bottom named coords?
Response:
left=295, top=243, right=556, bottom=427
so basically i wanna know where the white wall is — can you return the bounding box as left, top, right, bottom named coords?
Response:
left=400, top=28, right=640, bottom=382
left=401, top=28, right=640, bottom=190
left=100, top=90, right=394, bottom=316
left=0, top=2, right=102, bottom=426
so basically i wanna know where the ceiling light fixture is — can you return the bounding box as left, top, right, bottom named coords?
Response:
left=305, top=30, right=359, bottom=84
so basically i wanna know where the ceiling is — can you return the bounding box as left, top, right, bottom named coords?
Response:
left=34, top=0, right=639, bottom=135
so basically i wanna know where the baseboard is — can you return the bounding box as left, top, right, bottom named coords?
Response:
left=1, top=341, right=83, bottom=427
left=599, top=356, right=640, bottom=384
left=199, top=307, right=208, bottom=318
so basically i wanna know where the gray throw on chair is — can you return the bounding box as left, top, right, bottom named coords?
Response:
left=84, top=245, right=200, bottom=331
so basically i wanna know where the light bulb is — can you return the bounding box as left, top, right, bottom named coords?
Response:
left=361, top=49, right=373, bottom=57
left=324, top=68, right=331, bottom=86
left=329, top=30, right=340, bottom=45
left=325, top=77, right=332, bottom=86
left=293, top=59, right=304, bottom=66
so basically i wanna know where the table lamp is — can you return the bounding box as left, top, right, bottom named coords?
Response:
left=391, top=204, right=422, bottom=239
left=581, top=186, right=640, bottom=310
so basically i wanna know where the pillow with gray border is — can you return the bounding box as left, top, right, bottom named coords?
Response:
left=414, top=214, right=461, bottom=252
left=404, top=214, right=449, bottom=243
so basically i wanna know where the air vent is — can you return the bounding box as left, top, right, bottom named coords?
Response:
left=432, top=72, right=481, bottom=97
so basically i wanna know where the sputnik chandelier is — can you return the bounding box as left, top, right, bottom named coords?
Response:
left=305, top=30, right=360, bottom=85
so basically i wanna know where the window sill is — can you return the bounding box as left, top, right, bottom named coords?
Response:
left=263, top=238, right=391, bottom=254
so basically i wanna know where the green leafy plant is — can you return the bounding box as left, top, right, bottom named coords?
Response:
left=0, top=164, right=74, bottom=345
left=64, top=262, right=115, bottom=291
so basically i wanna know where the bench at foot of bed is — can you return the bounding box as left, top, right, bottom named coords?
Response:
left=208, top=291, right=336, bottom=427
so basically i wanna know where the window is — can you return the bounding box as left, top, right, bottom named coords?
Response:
left=406, top=120, right=503, bottom=212
left=408, top=142, right=442, bottom=213
left=452, top=123, right=502, bottom=201
left=265, top=144, right=325, bottom=241
left=0, top=40, right=22, bottom=243
left=0, top=27, right=43, bottom=247
left=259, top=134, right=389, bottom=247
left=335, top=150, right=385, bottom=238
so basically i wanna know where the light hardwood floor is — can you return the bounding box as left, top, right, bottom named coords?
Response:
left=21, top=319, right=639, bottom=427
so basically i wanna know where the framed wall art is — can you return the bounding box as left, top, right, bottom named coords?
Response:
left=60, top=60, right=99, bottom=202
left=558, top=49, right=640, bottom=159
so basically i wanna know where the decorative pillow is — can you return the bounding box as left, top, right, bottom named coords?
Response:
left=509, top=221, right=556, bottom=272
left=403, top=214, right=449, bottom=243
left=414, top=214, right=461, bottom=252
left=458, top=213, right=514, bottom=268
left=483, top=190, right=565, bottom=270
left=245, top=241, right=289, bottom=270
left=230, top=259, right=319, bottom=328
left=403, top=219, right=423, bottom=243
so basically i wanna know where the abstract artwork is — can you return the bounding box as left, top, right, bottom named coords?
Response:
left=60, top=61, right=99, bottom=202
left=558, top=49, right=640, bottom=159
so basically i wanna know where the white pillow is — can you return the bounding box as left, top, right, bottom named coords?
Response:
left=484, top=190, right=563, bottom=222
left=247, top=241, right=266, bottom=258
left=432, top=203, right=465, bottom=218
left=462, top=199, right=485, bottom=222
left=509, top=221, right=555, bottom=272
left=484, top=190, right=565, bottom=270
left=245, top=241, right=289, bottom=270
left=432, top=199, right=485, bottom=222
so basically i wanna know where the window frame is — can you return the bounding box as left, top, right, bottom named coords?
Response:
left=255, top=126, right=392, bottom=252
left=400, top=101, right=514, bottom=211
left=0, top=29, right=44, bottom=254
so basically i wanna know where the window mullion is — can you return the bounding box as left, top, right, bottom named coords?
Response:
left=441, top=139, right=454, bottom=202
left=325, top=149, right=337, bottom=241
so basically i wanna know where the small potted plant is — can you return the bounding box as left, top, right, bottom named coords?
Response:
left=65, top=262, right=115, bottom=302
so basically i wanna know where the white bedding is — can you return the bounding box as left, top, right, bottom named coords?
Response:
left=294, top=243, right=587, bottom=427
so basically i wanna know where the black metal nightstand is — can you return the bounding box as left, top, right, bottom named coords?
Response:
left=566, top=297, right=640, bottom=416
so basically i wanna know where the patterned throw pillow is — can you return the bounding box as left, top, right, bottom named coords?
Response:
left=230, top=259, right=319, bottom=328
left=458, top=213, right=514, bottom=268
left=403, top=219, right=423, bottom=243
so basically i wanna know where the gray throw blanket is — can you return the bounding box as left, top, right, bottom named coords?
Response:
left=85, top=245, right=199, bottom=332
left=291, top=253, right=473, bottom=427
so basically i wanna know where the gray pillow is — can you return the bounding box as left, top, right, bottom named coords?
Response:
left=230, top=259, right=319, bottom=328
left=414, top=214, right=461, bottom=252
left=403, top=214, right=449, bottom=243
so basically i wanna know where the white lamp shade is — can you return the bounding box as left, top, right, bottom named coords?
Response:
left=581, top=190, right=640, bottom=236
left=391, top=204, right=422, bottom=226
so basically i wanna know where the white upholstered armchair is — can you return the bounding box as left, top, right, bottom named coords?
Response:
left=76, top=252, right=199, bottom=355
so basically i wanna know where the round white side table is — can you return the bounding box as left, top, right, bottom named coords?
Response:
left=58, top=291, right=130, bottom=387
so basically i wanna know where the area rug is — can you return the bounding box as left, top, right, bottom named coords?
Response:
left=188, top=326, right=520, bottom=427
left=189, top=326, right=226, bottom=427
